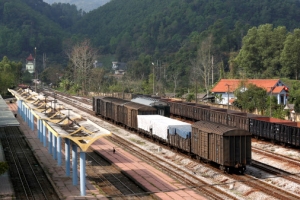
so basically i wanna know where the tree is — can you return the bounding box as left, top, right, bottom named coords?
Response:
left=235, top=24, right=287, bottom=78
left=234, top=83, right=268, bottom=113
left=67, top=39, right=97, bottom=95
left=195, top=35, right=215, bottom=95
left=280, top=29, right=300, bottom=79
left=0, top=56, right=22, bottom=95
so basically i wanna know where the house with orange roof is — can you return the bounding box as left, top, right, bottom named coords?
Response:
left=211, top=79, right=289, bottom=105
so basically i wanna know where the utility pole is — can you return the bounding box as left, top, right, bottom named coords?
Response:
left=43, top=53, right=47, bottom=69
left=225, top=84, right=231, bottom=109
left=34, top=47, right=37, bottom=92
left=268, top=87, right=274, bottom=117
left=152, top=62, right=155, bottom=95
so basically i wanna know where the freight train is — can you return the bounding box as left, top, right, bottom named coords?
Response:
left=158, top=98, right=300, bottom=147
left=93, top=96, right=252, bottom=173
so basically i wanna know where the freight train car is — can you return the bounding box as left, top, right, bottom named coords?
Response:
left=93, top=96, right=157, bottom=129
left=137, top=115, right=251, bottom=173
left=191, top=121, right=251, bottom=173
left=131, top=96, right=170, bottom=117
left=159, top=98, right=300, bottom=148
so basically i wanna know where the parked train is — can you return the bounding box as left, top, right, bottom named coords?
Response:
left=157, top=98, right=300, bottom=147
left=92, top=96, right=252, bottom=173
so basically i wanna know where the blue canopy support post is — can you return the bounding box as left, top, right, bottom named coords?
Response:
left=25, top=107, right=28, bottom=124
left=38, top=119, right=42, bottom=139
left=65, top=138, right=70, bottom=176
left=37, top=119, right=40, bottom=139
left=72, top=143, right=78, bottom=185
left=21, top=102, right=24, bottom=119
left=80, top=150, right=86, bottom=196
left=48, top=131, right=52, bottom=154
left=39, top=120, right=43, bottom=143
left=52, top=134, right=57, bottom=160
left=43, top=121, right=47, bottom=147
left=57, top=137, right=62, bottom=166
left=31, top=112, right=34, bottom=131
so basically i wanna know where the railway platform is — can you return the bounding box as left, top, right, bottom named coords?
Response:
left=6, top=102, right=206, bottom=200
left=92, top=138, right=206, bottom=199
left=7, top=103, right=107, bottom=199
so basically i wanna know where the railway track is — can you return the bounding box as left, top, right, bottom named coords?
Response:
left=0, top=126, right=60, bottom=200
left=85, top=151, right=153, bottom=199
left=44, top=90, right=300, bottom=199
left=229, top=171, right=299, bottom=200
left=251, top=147, right=300, bottom=185
left=44, top=90, right=238, bottom=199
left=106, top=134, right=237, bottom=200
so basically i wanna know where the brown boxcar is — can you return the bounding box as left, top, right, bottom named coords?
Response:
left=168, top=133, right=191, bottom=152
left=191, top=121, right=251, bottom=173
left=181, top=102, right=196, bottom=119
left=110, top=98, right=129, bottom=123
left=209, top=108, right=228, bottom=125
left=123, top=102, right=157, bottom=130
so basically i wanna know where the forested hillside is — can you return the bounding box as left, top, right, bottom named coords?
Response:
left=2, top=0, right=300, bottom=99
left=74, top=0, right=300, bottom=62
left=0, top=0, right=82, bottom=63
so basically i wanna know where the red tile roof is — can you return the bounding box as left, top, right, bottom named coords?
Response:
left=211, top=79, right=287, bottom=94
left=27, top=54, right=34, bottom=61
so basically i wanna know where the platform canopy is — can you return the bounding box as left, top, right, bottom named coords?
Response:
left=8, top=89, right=111, bottom=151
left=0, top=95, right=19, bottom=127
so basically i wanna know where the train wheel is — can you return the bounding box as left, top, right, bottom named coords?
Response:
left=238, top=167, right=245, bottom=174
left=219, top=165, right=225, bottom=172
left=226, top=167, right=231, bottom=174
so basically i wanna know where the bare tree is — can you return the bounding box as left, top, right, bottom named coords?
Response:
left=67, top=39, right=97, bottom=95
left=171, top=69, right=181, bottom=96
left=190, top=58, right=200, bottom=102
left=194, top=35, right=214, bottom=96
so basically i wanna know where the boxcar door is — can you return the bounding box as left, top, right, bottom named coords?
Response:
left=201, top=131, right=209, bottom=159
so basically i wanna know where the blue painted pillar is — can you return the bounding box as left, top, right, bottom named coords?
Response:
left=43, top=121, right=47, bottom=147
left=72, top=144, right=78, bottom=185
left=57, top=137, right=62, bottom=166
left=31, top=112, right=34, bottom=131
left=25, top=107, right=28, bottom=124
left=40, top=120, right=43, bottom=143
left=65, top=138, right=71, bottom=176
left=80, top=150, right=86, bottom=196
left=48, top=131, right=52, bottom=154
left=52, top=134, right=57, bottom=160
left=29, top=111, right=32, bottom=130
left=26, top=108, right=29, bottom=125
left=37, top=119, right=40, bottom=139
left=22, top=103, right=25, bottom=119
left=26, top=107, right=29, bottom=125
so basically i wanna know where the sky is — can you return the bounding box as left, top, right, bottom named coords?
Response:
left=43, top=0, right=110, bottom=12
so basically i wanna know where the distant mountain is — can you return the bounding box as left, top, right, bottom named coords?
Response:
left=43, top=0, right=110, bottom=12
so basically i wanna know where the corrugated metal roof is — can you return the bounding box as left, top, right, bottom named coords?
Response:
left=192, top=120, right=251, bottom=136
left=131, top=96, right=161, bottom=106
left=0, top=95, right=19, bottom=127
